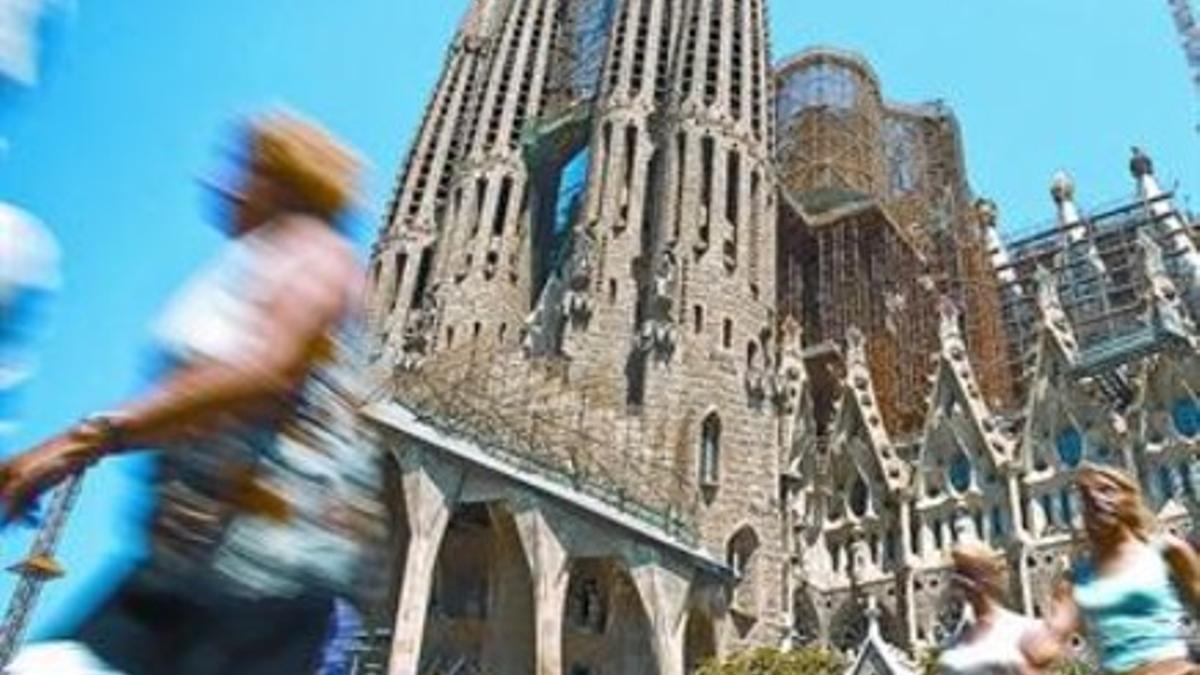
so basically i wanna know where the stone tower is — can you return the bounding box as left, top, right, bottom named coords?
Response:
left=370, top=0, right=789, bottom=655
left=364, top=4, right=1200, bottom=671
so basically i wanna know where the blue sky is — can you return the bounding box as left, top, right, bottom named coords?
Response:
left=1, top=0, right=1196, bottom=637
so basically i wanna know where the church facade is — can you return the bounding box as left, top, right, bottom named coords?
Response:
left=361, top=1, right=1200, bottom=673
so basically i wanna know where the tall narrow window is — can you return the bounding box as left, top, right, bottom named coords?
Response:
left=1159, top=464, right=1176, bottom=500
left=472, top=178, right=487, bottom=238
left=749, top=170, right=760, bottom=274
left=726, top=150, right=741, bottom=226
left=700, top=412, right=721, bottom=487
left=492, top=177, right=513, bottom=237
left=674, top=132, right=687, bottom=239
left=694, top=305, right=704, bottom=334
left=722, top=318, right=733, bottom=349
left=624, top=125, right=638, bottom=194
left=701, top=137, right=715, bottom=238
left=411, top=248, right=433, bottom=307
left=1059, top=489, right=1074, bottom=526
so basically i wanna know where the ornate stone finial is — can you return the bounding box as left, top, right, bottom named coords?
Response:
left=1139, top=229, right=1198, bottom=342
left=865, top=595, right=883, bottom=639
left=974, top=198, right=999, bottom=229
left=1130, top=146, right=1154, bottom=179
left=780, top=314, right=804, bottom=355
left=938, top=297, right=964, bottom=347
left=845, top=325, right=868, bottom=368
left=1050, top=171, right=1075, bottom=205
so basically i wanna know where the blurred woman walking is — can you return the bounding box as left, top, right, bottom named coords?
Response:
left=1, top=110, right=384, bottom=675
left=1035, top=464, right=1200, bottom=675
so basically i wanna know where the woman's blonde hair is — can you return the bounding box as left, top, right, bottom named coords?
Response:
left=1076, top=462, right=1158, bottom=541
left=950, top=542, right=1007, bottom=601
left=245, top=111, right=361, bottom=220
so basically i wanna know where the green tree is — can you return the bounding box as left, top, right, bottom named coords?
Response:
left=915, top=646, right=941, bottom=675
left=694, top=646, right=845, bottom=675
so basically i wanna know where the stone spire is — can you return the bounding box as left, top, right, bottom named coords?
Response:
left=1050, top=171, right=1085, bottom=243
left=975, top=198, right=1016, bottom=287
left=1131, top=147, right=1200, bottom=287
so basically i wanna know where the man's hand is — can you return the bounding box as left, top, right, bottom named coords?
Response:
left=0, top=428, right=103, bottom=524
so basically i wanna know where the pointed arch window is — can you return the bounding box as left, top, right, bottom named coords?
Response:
left=1059, top=489, right=1074, bottom=526
left=1159, top=464, right=1176, bottom=501
left=990, top=506, right=1004, bottom=538
left=700, top=412, right=722, bottom=487
left=849, top=472, right=869, bottom=518
left=1040, top=494, right=1055, bottom=529
left=1180, top=463, right=1196, bottom=500
left=726, top=527, right=759, bottom=578
left=1055, top=427, right=1084, bottom=468
left=948, top=448, right=973, bottom=494
left=1172, top=399, right=1200, bottom=438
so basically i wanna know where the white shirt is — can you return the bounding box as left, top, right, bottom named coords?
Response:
left=939, top=608, right=1040, bottom=675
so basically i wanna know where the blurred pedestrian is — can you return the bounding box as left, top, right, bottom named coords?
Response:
left=1035, top=463, right=1200, bottom=675
left=938, top=542, right=1049, bottom=675
left=0, top=202, right=58, bottom=442
left=2, top=110, right=384, bottom=675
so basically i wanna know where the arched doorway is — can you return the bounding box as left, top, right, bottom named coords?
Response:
left=792, top=590, right=822, bottom=647
left=561, top=558, right=656, bottom=675
left=419, top=502, right=535, bottom=675
left=829, top=599, right=869, bottom=656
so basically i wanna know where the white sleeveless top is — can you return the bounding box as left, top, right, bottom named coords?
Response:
left=147, top=221, right=384, bottom=601
left=939, top=608, right=1041, bottom=675
left=154, top=223, right=286, bottom=364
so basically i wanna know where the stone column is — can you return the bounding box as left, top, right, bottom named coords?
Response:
left=515, top=506, right=571, bottom=675
left=388, top=464, right=454, bottom=675
left=898, top=500, right=914, bottom=566
left=371, top=251, right=399, bottom=334
left=631, top=557, right=692, bottom=675
left=919, top=513, right=935, bottom=561
left=1015, top=544, right=1034, bottom=615
left=1029, top=495, right=1047, bottom=537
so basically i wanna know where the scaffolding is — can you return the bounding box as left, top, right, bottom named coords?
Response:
left=997, top=193, right=1196, bottom=401
left=776, top=66, right=1014, bottom=428
left=779, top=195, right=937, bottom=436
left=389, top=344, right=700, bottom=545
left=776, top=48, right=887, bottom=198
left=1169, top=0, right=1200, bottom=103
left=540, top=0, right=618, bottom=118
left=0, top=473, right=83, bottom=669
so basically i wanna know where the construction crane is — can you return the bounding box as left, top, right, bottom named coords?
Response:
left=1169, top=0, right=1200, bottom=111
left=0, top=472, right=85, bottom=668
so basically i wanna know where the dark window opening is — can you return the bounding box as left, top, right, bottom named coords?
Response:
left=492, top=177, right=513, bottom=237
left=700, top=412, right=721, bottom=486
left=411, top=248, right=433, bottom=308
left=472, top=178, right=487, bottom=237
left=701, top=136, right=715, bottom=243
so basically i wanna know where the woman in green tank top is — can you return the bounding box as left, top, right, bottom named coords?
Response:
left=1033, top=464, right=1200, bottom=675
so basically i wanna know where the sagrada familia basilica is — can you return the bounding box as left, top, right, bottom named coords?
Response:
left=353, top=0, right=1200, bottom=673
